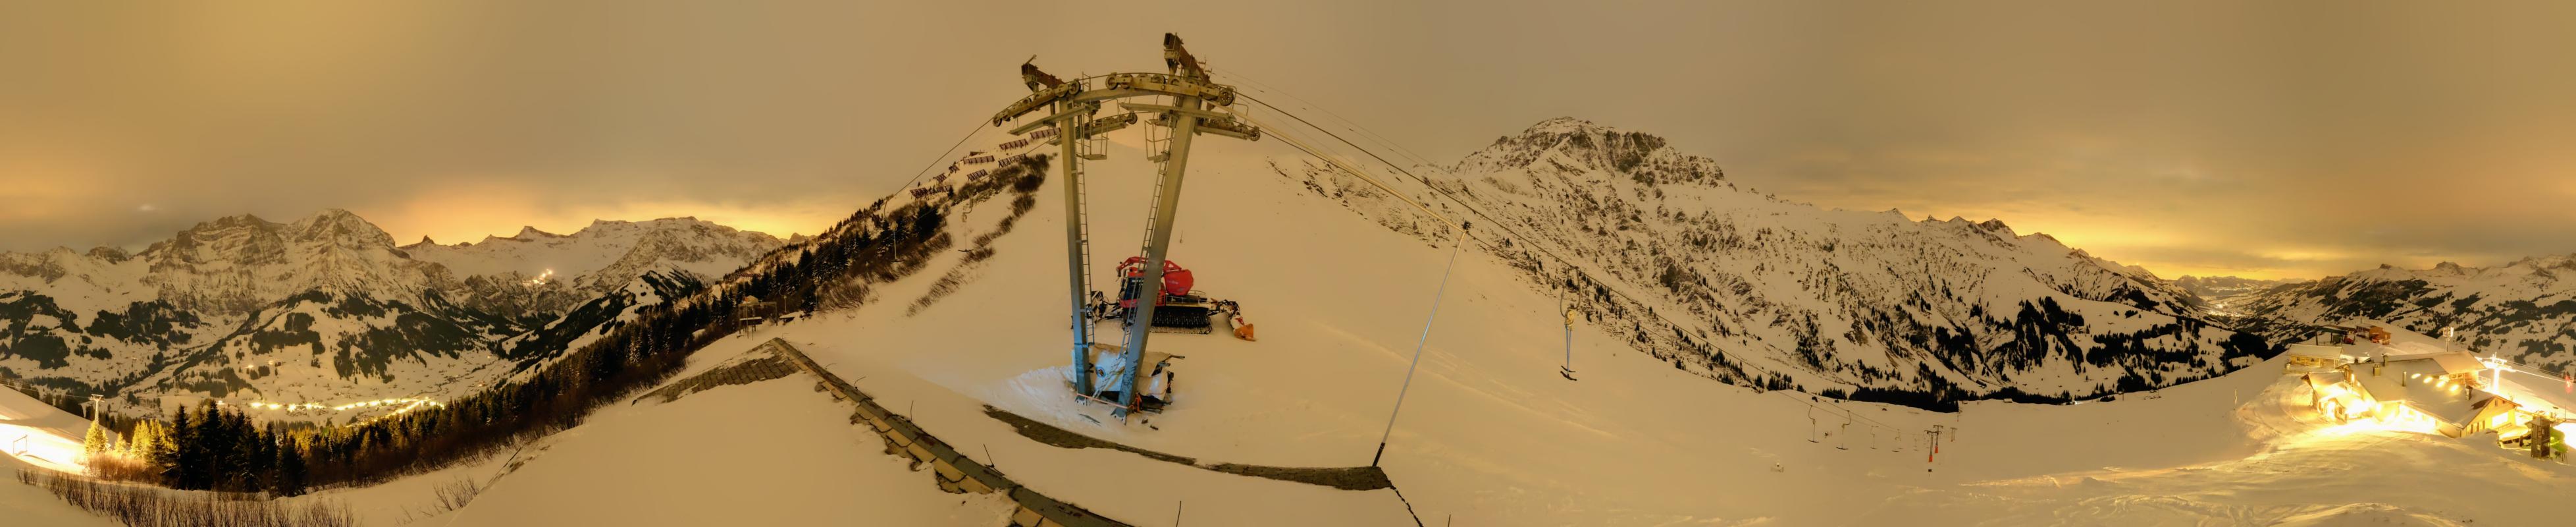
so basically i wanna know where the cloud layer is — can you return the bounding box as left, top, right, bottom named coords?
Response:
left=5, top=1, right=2572, bottom=279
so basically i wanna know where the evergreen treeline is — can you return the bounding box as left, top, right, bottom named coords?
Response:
left=76, top=155, right=1044, bottom=493
left=82, top=401, right=311, bottom=495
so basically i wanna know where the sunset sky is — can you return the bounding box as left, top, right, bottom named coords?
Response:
left=5, top=1, right=2573, bottom=279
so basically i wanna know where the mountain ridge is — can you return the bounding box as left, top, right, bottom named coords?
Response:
left=2230, top=252, right=2576, bottom=372
left=1275, top=117, right=2274, bottom=406
left=0, top=209, right=784, bottom=417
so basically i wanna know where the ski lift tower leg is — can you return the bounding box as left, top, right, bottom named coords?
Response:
left=1113, top=94, right=1207, bottom=421
left=1059, top=101, right=1097, bottom=399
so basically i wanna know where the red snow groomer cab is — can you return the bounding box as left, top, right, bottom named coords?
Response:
left=1107, top=256, right=1257, bottom=340
left=1115, top=256, right=1215, bottom=333
left=1115, top=256, right=1194, bottom=308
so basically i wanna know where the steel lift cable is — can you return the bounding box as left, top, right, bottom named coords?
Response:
left=1214, top=68, right=1444, bottom=173
left=897, top=118, right=997, bottom=194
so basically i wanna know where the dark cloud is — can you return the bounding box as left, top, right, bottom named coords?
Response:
left=5, top=1, right=2573, bottom=278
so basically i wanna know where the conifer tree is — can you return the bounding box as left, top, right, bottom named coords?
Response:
left=163, top=408, right=192, bottom=485
left=274, top=433, right=309, bottom=497
left=124, top=420, right=153, bottom=458
left=81, top=419, right=111, bottom=458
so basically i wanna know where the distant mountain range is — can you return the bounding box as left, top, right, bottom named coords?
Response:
left=1278, top=117, right=2275, bottom=406
left=2229, top=256, right=2576, bottom=373
left=0, top=209, right=783, bottom=419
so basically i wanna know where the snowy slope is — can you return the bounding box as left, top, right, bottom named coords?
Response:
left=2234, top=256, right=2576, bottom=371
left=666, top=114, right=2565, bottom=525
left=436, top=377, right=1018, bottom=526
left=0, top=458, right=120, bottom=527
left=11, top=114, right=2564, bottom=526
left=0, top=380, right=95, bottom=474
left=1, top=347, right=1014, bottom=527
left=488, top=269, right=706, bottom=379
left=1280, top=117, right=2274, bottom=404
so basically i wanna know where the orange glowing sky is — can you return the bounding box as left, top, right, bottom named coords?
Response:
left=6, top=1, right=2576, bottom=280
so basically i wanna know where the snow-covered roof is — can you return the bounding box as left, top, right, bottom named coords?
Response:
left=2350, top=360, right=2485, bottom=424
left=2303, top=371, right=2348, bottom=391
left=2422, top=352, right=2485, bottom=376
left=2336, top=319, right=2469, bottom=352
left=2286, top=344, right=2343, bottom=359
left=2371, top=350, right=2485, bottom=376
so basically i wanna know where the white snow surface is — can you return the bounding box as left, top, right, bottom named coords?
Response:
left=660, top=120, right=2576, bottom=525
left=432, top=377, right=1018, bottom=526
left=9, top=119, right=2574, bottom=525
left=0, top=457, right=119, bottom=527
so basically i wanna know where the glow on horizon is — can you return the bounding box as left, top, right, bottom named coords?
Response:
left=359, top=186, right=856, bottom=248
left=1885, top=207, right=2366, bottom=281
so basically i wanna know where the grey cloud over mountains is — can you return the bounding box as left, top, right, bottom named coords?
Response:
left=5, top=1, right=2573, bottom=279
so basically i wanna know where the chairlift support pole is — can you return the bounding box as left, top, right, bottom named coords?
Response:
left=1113, top=34, right=1234, bottom=420
left=1001, top=35, right=1256, bottom=419
left=1013, top=57, right=1103, bottom=398
left=1057, top=96, right=1097, bottom=397
left=1562, top=293, right=1575, bottom=372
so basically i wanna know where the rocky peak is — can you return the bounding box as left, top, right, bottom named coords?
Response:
left=1522, top=117, right=1617, bottom=136
left=2427, top=261, right=2469, bottom=277
left=173, top=213, right=281, bottom=240
left=85, top=246, right=131, bottom=263
left=143, top=213, right=288, bottom=267
left=1455, top=118, right=1724, bottom=186
left=287, top=208, right=398, bottom=248
left=201, top=213, right=274, bottom=230
left=2509, top=253, right=2576, bottom=271
left=1975, top=219, right=2015, bottom=235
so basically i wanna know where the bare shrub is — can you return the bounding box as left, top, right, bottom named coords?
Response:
left=906, top=270, right=978, bottom=316
left=1009, top=194, right=1038, bottom=216
left=16, top=469, right=357, bottom=527
left=432, top=476, right=481, bottom=513
left=816, top=277, right=874, bottom=312
left=84, top=453, right=157, bottom=484
left=397, top=476, right=484, bottom=524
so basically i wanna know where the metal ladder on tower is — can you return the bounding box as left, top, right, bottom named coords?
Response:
left=1138, top=103, right=1176, bottom=250
left=1071, top=130, right=1101, bottom=325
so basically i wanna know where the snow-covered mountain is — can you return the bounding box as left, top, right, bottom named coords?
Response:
left=1275, top=117, right=2276, bottom=405
left=404, top=218, right=779, bottom=316
left=0, top=209, right=781, bottom=416
left=456, top=113, right=2486, bottom=526
left=1, top=210, right=448, bottom=318
left=2231, top=255, right=2576, bottom=371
